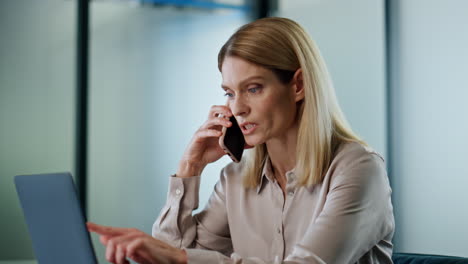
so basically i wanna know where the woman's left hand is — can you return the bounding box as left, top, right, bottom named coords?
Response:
left=87, top=222, right=187, bottom=264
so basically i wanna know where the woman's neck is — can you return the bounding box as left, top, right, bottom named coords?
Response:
left=266, top=123, right=298, bottom=181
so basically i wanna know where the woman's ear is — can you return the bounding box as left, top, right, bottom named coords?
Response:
left=291, top=68, right=305, bottom=102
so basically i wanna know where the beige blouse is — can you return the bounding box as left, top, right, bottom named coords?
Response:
left=152, top=142, right=395, bottom=263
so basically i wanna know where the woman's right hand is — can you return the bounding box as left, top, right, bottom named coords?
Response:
left=176, top=105, right=233, bottom=178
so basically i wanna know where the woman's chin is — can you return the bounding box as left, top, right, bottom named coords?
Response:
left=245, top=136, right=265, bottom=147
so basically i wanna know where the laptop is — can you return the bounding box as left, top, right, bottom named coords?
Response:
left=15, top=172, right=98, bottom=264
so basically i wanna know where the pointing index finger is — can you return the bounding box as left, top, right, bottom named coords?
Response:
left=86, top=222, right=128, bottom=236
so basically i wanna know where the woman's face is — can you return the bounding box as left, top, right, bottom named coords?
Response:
left=221, top=56, right=301, bottom=146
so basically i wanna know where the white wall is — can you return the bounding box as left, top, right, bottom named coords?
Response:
left=277, top=0, right=388, bottom=157
left=389, top=0, right=468, bottom=257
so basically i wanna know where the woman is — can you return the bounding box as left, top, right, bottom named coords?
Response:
left=88, top=17, right=395, bottom=264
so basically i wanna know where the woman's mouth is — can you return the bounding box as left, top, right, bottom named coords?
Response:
left=240, top=122, right=257, bottom=135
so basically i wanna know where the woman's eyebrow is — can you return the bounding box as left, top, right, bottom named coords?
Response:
left=221, top=75, right=265, bottom=90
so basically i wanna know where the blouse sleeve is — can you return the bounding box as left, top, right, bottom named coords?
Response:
left=152, top=170, right=233, bottom=256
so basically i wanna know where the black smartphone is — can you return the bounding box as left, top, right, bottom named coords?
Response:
left=219, top=116, right=246, bottom=163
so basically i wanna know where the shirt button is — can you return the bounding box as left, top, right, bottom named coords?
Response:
left=175, top=188, right=182, bottom=195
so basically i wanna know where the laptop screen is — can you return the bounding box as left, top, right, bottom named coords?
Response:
left=15, top=172, right=97, bottom=264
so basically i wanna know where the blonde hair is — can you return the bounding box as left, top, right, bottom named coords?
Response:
left=218, top=17, right=365, bottom=187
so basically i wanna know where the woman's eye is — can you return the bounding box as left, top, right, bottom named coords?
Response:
left=248, top=86, right=262, bottom=94
left=224, top=92, right=234, bottom=98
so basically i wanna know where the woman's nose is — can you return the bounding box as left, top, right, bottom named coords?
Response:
left=230, top=97, right=249, bottom=117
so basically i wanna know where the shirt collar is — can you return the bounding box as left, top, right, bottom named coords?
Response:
left=256, top=156, right=274, bottom=194
left=256, top=156, right=298, bottom=194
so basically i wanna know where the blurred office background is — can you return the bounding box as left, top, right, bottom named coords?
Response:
left=0, top=0, right=467, bottom=263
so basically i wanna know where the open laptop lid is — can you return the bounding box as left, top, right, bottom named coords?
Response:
left=15, top=172, right=97, bottom=264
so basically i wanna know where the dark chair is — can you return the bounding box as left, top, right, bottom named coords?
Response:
left=392, top=253, right=468, bottom=264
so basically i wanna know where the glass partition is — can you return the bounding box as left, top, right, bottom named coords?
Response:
left=88, top=2, right=250, bottom=262
left=0, top=0, right=76, bottom=260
